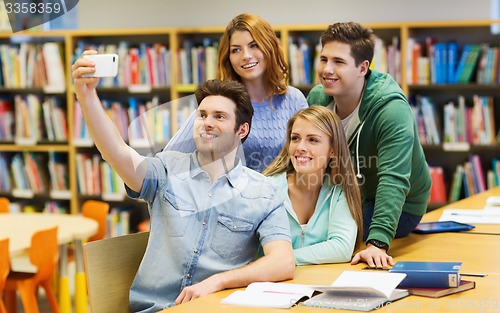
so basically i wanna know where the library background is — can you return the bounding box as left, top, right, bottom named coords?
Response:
left=0, top=0, right=499, bottom=236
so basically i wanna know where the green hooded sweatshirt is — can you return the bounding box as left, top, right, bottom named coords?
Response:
left=307, top=70, right=431, bottom=247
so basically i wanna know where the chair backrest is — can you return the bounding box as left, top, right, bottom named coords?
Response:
left=84, top=231, right=149, bottom=313
left=30, top=227, right=59, bottom=285
left=0, top=238, right=9, bottom=292
left=0, top=238, right=9, bottom=313
left=82, top=200, right=110, bottom=242
left=0, top=198, right=9, bottom=213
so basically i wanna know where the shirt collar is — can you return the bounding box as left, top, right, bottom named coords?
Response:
left=189, top=152, right=205, bottom=178
left=189, top=151, right=243, bottom=188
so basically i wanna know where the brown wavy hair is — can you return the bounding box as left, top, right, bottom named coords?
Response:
left=263, top=106, right=363, bottom=251
left=320, top=22, right=375, bottom=67
left=217, top=13, right=289, bottom=98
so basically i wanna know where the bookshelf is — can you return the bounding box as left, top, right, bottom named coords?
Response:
left=0, top=20, right=499, bottom=221
left=0, top=31, right=71, bottom=214
left=405, top=21, right=500, bottom=205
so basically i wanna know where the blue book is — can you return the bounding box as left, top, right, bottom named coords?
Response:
left=446, top=42, right=458, bottom=83
left=389, top=261, right=462, bottom=288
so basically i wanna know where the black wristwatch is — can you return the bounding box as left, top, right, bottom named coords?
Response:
left=366, top=239, right=389, bottom=251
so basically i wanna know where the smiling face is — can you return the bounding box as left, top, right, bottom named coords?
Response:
left=317, top=41, right=368, bottom=98
left=228, top=30, right=267, bottom=84
left=289, top=117, right=333, bottom=176
left=193, top=95, right=245, bottom=160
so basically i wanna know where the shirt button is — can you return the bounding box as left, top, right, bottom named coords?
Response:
left=208, top=193, right=212, bottom=197
left=202, top=221, right=206, bottom=225
left=194, top=249, right=199, bottom=253
left=186, top=274, right=191, bottom=278
left=232, top=225, right=237, bottom=230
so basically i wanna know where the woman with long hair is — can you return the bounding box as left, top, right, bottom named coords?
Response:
left=263, top=106, right=363, bottom=265
left=165, top=13, right=307, bottom=172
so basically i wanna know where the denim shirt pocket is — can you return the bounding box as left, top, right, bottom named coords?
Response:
left=162, top=190, right=196, bottom=237
left=211, top=213, right=254, bottom=259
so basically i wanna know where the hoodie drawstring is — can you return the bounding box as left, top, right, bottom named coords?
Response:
left=355, top=122, right=365, bottom=179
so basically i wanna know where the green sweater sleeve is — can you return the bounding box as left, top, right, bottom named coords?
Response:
left=366, top=99, right=415, bottom=246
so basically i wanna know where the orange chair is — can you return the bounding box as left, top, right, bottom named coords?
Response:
left=4, top=227, right=59, bottom=313
left=67, top=200, right=110, bottom=263
left=0, top=197, right=9, bottom=213
left=82, top=200, right=110, bottom=242
left=0, top=238, right=10, bottom=313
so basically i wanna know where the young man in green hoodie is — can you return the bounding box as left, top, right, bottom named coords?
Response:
left=307, top=22, right=431, bottom=268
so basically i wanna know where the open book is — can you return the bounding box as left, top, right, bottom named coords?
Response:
left=220, top=282, right=315, bottom=308
left=303, top=271, right=409, bottom=311
left=221, top=271, right=409, bottom=311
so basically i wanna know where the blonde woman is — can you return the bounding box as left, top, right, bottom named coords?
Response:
left=166, top=13, right=307, bottom=172
left=263, top=106, right=362, bottom=265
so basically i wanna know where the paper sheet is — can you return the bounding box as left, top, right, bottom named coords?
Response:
left=439, top=208, right=500, bottom=224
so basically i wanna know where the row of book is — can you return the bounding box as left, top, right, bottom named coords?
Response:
left=288, top=35, right=401, bottom=86
left=0, top=95, right=68, bottom=143
left=75, top=153, right=125, bottom=197
left=105, top=205, right=145, bottom=237
left=107, top=207, right=131, bottom=238
left=288, top=37, right=319, bottom=86
left=74, top=42, right=173, bottom=88
left=407, top=38, right=500, bottom=85
left=74, top=96, right=196, bottom=148
left=449, top=156, right=499, bottom=202
left=74, top=98, right=171, bottom=147
left=0, top=151, right=70, bottom=198
left=4, top=200, right=69, bottom=214
left=177, top=39, right=219, bottom=85
left=443, top=95, right=496, bottom=146
left=412, top=95, right=498, bottom=146
left=0, top=42, right=66, bottom=92
left=429, top=156, right=500, bottom=204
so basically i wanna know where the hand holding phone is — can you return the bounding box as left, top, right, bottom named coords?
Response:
left=82, top=54, right=119, bottom=78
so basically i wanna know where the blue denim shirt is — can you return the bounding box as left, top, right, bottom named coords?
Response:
left=126, top=150, right=291, bottom=313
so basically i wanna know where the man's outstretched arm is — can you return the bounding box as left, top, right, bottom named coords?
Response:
left=72, top=50, right=147, bottom=193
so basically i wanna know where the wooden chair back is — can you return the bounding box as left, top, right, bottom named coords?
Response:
left=82, top=200, right=110, bottom=242
left=84, top=231, right=149, bottom=313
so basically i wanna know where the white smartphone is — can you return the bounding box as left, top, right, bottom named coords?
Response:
left=82, top=54, right=119, bottom=77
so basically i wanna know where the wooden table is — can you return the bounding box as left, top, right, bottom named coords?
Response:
left=0, top=212, right=97, bottom=256
left=161, top=187, right=500, bottom=313
left=0, top=212, right=98, bottom=313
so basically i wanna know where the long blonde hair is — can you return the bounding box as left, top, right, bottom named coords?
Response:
left=263, top=106, right=363, bottom=251
left=217, top=13, right=288, bottom=97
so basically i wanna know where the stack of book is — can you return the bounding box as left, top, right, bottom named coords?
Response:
left=389, top=261, right=476, bottom=298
